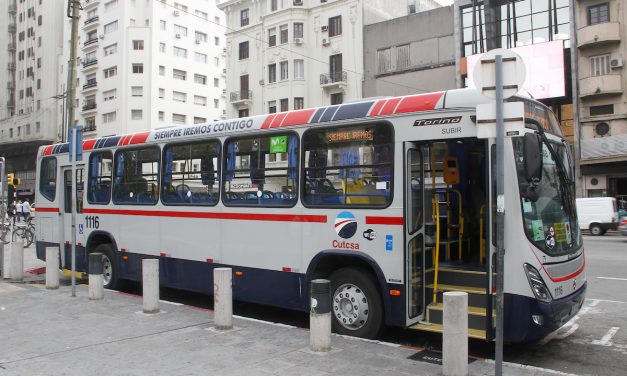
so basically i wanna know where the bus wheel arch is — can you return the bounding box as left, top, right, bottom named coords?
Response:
left=306, top=251, right=388, bottom=339
left=86, top=232, right=121, bottom=290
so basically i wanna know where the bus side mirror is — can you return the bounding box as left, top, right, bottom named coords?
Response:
left=523, top=133, right=543, bottom=182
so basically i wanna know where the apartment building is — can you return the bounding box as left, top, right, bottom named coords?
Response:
left=218, top=0, right=442, bottom=118
left=70, top=0, right=226, bottom=139
left=0, top=0, right=65, bottom=198
left=575, top=0, right=627, bottom=200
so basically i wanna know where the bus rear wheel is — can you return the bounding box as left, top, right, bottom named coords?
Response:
left=93, top=243, right=121, bottom=290
left=329, top=267, right=383, bottom=339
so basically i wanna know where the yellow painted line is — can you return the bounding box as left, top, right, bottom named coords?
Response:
left=62, top=269, right=86, bottom=279
left=427, top=303, right=494, bottom=317
left=409, top=322, right=486, bottom=339
left=426, top=283, right=487, bottom=294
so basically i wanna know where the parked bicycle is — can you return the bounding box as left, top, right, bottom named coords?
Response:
left=1, top=219, right=35, bottom=248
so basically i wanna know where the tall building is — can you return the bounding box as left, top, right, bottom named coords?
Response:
left=574, top=0, right=627, bottom=200
left=69, top=0, right=227, bottom=139
left=0, top=0, right=65, bottom=198
left=218, top=0, right=443, bottom=119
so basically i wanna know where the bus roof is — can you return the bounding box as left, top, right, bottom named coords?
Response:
left=40, top=88, right=527, bottom=157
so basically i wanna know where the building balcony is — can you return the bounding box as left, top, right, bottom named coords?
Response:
left=8, top=23, right=16, bottom=33
left=320, top=71, right=347, bottom=89
left=222, top=68, right=227, bottom=77
left=6, top=100, right=15, bottom=109
left=82, top=102, right=97, bottom=112
left=221, top=88, right=226, bottom=97
left=8, top=3, right=16, bottom=13
left=7, top=42, right=16, bottom=51
left=82, top=59, right=98, bottom=69
left=577, top=22, right=621, bottom=49
left=581, top=134, right=627, bottom=161
left=230, top=90, right=252, bottom=106
left=7, top=81, right=15, bottom=89
left=7, top=62, right=16, bottom=70
left=83, top=124, right=97, bottom=133
left=83, top=0, right=99, bottom=9
left=579, top=75, right=622, bottom=98
left=83, top=16, right=99, bottom=28
left=83, top=38, right=98, bottom=47
left=82, top=79, right=97, bottom=91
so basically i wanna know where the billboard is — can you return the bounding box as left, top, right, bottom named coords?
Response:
left=466, top=40, right=566, bottom=100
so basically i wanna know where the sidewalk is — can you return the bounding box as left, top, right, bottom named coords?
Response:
left=0, top=248, right=577, bottom=376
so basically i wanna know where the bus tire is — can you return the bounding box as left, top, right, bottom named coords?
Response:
left=93, top=243, right=121, bottom=290
left=589, top=223, right=603, bottom=236
left=329, top=267, right=383, bottom=339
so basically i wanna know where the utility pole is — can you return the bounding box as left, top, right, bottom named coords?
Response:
left=483, top=0, right=501, bottom=51
left=569, top=0, right=583, bottom=197
left=65, top=0, right=80, bottom=143
left=65, top=0, right=80, bottom=297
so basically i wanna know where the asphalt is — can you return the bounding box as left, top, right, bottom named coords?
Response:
left=0, top=245, right=577, bottom=376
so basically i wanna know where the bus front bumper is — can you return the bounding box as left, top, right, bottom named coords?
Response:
left=504, top=282, right=587, bottom=343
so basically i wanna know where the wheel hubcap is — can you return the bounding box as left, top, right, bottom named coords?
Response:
left=333, top=283, right=369, bottom=331
left=102, top=256, right=112, bottom=286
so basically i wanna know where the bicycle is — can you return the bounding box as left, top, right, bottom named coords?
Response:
left=12, top=224, right=34, bottom=248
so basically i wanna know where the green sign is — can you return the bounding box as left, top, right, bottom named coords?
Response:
left=270, top=136, right=287, bottom=154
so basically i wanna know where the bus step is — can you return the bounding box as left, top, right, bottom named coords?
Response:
left=425, top=268, right=487, bottom=289
left=426, top=283, right=489, bottom=307
left=427, top=302, right=492, bottom=331
left=409, top=322, right=487, bottom=340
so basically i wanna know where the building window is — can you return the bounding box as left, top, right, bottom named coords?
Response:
left=85, top=117, right=96, bottom=132
left=238, top=109, right=249, bottom=118
left=104, top=20, right=118, bottom=34
left=194, top=117, right=207, bottom=124
left=280, top=61, right=288, bottom=80
left=159, top=42, right=166, bottom=52
left=105, top=0, right=118, bottom=11
left=294, top=97, right=304, bottom=110
left=271, top=0, right=278, bottom=11
left=294, top=59, right=304, bottom=79
left=377, top=48, right=391, bottom=73
left=214, top=36, right=220, bottom=46
left=396, top=44, right=410, bottom=70
left=160, top=20, right=166, bottom=30
left=194, top=95, right=207, bottom=106
left=214, top=78, right=220, bottom=87
left=240, top=8, right=249, bottom=27
left=104, top=43, right=118, bottom=56
left=195, top=10, right=208, bottom=20
left=194, top=74, right=207, bottom=84
left=131, top=109, right=143, bottom=120
left=280, top=24, right=288, bottom=44
left=590, top=54, right=610, bottom=76
left=103, top=111, right=116, bottom=123
left=268, top=100, right=277, bottom=113
left=588, top=3, right=609, bottom=25
left=158, top=111, right=164, bottom=121
left=268, top=63, right=277, bottom=83
left=331, top=92, right=343, bottom=105
left=174, top=24, right=188, bottom=36
left=214, top=99, right=219, bottom=108
left=159, top=65, right=165, bottom=75
left=159, top=88, right=165, bottom=98
left=36, top=122, right=40, bottom=133
left=329, top=16, right=342, bottom=37
left=174, top=2, right=188, bottom=12
left=104, top=66, right=117, bottom=78
left=132, top=40, right=144, bottom=50
left=195, top=31, right=207, bottom=43
left=268, top=28, right=276, bottom=47
left=214, top=57, right=220, bottom=66
left=195, top=52, right=208, bottom=63
left=294, top=22, right=303, bottom=39
left=590, top=104, right=614, bottom=116
left=103, top=89, right=116, bottom=101
left=172, top=113, right=186, bottom=124
left=173, top=91, right=187, bottom=102
left=131, top=86, right=143, bottom=97
left=239, top=41, right=249, bottom=60
left=280, top=98, right=289, bottom=112
left=132, top=63, right=144, bottom=74
left=173, top=46, right=187, bottom=58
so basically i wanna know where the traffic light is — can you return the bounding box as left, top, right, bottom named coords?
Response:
left=6, top=173, right=20, bottom=187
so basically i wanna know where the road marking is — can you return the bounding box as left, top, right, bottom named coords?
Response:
left=586, top=298, right=627, bottom=304
left=483, top=359, right=580, bottom=376
left=597, top=277, right=627, bottom=282
left=591, top=327, right=620, bottom=347
left=538, top=299, right=599, bottom=345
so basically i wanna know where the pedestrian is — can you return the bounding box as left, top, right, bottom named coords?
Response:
left=15, top=200, right=23, bottom=223
left=22, top=198, right=31, bottom=222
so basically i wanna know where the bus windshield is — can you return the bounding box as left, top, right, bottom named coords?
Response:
left=513, top=135, right=582, bottom=256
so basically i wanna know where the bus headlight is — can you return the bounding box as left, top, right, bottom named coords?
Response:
left=523, top=264, right=553, bottom=303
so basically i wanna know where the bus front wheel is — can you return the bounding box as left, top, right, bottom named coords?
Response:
left=329, top=267, right=383, bottom=339
left=93, top=243, right=121, bottom=290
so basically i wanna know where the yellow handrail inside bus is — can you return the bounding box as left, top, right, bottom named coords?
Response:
left=430, top=145, right=440, bottom=306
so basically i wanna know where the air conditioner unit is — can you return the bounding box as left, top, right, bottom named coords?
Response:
left=610, top=58, right=623, bottom=69
left=99, top=34, right=105, bottom=39
left=294, top=38, right=303, bottom=44
left=259, top=79, right=265, bottom=86
left=195, top=39, right=201, bottom=44
left=321, top=25, right=328, bottom=32
left=175, top=33, right=181, bottom=39
left=321, top=38, right=330, bottom=46
left=173, top=10, right=180, bottom=16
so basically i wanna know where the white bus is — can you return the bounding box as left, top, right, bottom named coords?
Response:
left=35, top=88, right=585, bottom=342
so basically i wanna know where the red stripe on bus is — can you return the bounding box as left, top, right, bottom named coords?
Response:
left=379, top=98, right=402, bottom=116
left=281, top=109, right=316, bottom=127
left=365, top=216, right=404, bottom=225
left=83, top=139, right=97, bottom=150
left=117, top=135, right=129, bottom=146
left=393, top=92, right=444, bottom=115
left=270, top=113, right=288, bottom=128
left=129, top=131, right=150, bottom=145
left=544, top=257, right=586, bottom=283
left=35, top=207, right=60, bottom=213
left=369, top=99, right=386, bottom=117
left=43, top=146, right=53, bottom=156
left=261, top=114, right=276, bottom=129
left=82, top=208, right=327, bottom=223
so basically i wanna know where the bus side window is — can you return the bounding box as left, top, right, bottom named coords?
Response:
left=113, top=147, right=160, bottom=205
left=87, top=151, right=112, bottom=205
left=222, top=133, right=298, bottom=207
left=39, top=157, right=57, bottom=202
left=161, top=141, right=220, bottom=206
left=302, top=123, right=393, bottom=207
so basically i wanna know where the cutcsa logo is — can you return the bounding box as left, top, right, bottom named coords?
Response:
left=334, top=211, right=357, bottom=239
